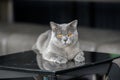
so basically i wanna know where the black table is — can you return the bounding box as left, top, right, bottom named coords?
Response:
left=0, top=50, right=120, bottom=80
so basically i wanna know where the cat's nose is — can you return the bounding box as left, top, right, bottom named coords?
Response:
left=64, top=39, right=67, bottom=42
left=63, top=38, right=68, bottom=42
left=63, top=37, right=68, bottom=42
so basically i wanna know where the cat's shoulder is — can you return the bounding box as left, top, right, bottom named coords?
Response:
left=37, top=30, right=51, bottom=39
left=41, top=30, right=51, bottom=36
left=37, top=30, right=52, bottom=42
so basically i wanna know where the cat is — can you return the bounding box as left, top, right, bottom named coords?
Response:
left=32, top=20, right=85, bottom=64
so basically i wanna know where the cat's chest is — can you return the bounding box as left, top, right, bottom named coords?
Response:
left=64, top=47, right=79, bottom=60
left=65, top=47, right=79, bottom=54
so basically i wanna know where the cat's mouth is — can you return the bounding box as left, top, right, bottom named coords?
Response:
left=61, top=39, right=72, bottom=46
left=63, top=42, right=71, bottom=46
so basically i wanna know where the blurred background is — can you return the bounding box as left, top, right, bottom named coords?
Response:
left=0, top=0, right=120, bottom=80
left=0, top=0, right=120, bottom=58
left=1, top=0, right=120, bottom=29
left=6, top=0, right=120, bottom=29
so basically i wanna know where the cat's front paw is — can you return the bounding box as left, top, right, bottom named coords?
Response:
left=74, top=53, right=85, bottom=63
left=55, top=56, right=68, bottom=64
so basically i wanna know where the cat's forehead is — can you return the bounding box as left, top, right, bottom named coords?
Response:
left=59, top=24, right=69, bottom=30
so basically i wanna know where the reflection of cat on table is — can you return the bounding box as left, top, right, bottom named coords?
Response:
left=33, top=20, right=85, bottom=64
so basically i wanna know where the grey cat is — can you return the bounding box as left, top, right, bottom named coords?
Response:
left=33, top=20, right=85, bottom=64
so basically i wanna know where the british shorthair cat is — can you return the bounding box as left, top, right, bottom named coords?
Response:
left=33, top=20, right=85, bottom=64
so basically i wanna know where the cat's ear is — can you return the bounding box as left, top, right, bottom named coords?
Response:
left=50, top=21, right=58, bottom=31
left=69, top=20, right=78, bottom=29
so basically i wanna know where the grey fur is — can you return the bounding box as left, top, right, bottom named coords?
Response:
left=33, top=20, right=85, bottom=64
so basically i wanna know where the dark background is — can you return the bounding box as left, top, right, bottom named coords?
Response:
left=13, top=0, right=120, bottom=30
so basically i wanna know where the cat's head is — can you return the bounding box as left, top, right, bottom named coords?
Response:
left=50, top=20, right=78, bottom=46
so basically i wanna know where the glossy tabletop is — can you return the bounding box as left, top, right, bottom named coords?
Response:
left=0, top=50, right=120, bottom=76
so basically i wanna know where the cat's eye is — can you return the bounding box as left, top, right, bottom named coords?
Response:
left=68, top=33, right=73, bottom=37
left=57, top=34, right=63, bottom=38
